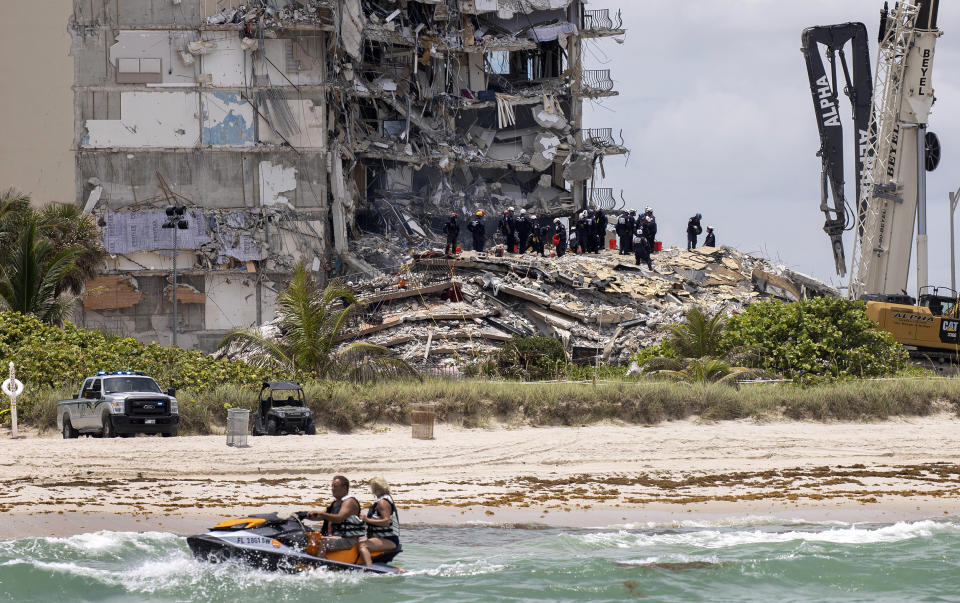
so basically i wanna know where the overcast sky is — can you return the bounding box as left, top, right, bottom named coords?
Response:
left=583, top=0, right=960, bottom=295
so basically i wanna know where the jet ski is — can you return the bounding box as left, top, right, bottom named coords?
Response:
left=186, top=512, right=404, bottom=575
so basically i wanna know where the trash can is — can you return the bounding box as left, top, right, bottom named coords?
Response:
left=226, top=408, right=250, bottom=447
left=411, top=404, right=435, bottom=440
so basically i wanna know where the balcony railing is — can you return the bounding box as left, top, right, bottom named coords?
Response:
left=584, top=9, right=623, bottom=32
left=581, top=69, right=615, bottom=94
left=585, top=128, right=617, bottom=147
left=588, top=188, right=617, bottom=211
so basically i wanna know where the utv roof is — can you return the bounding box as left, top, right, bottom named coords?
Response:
left=261, top=381, right=303, bottom=390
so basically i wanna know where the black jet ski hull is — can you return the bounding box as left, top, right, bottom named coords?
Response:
left=187, top=532, right=401, bottom=575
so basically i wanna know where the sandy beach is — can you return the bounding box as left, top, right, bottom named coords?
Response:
left=2, top=415, right=960, bottom=538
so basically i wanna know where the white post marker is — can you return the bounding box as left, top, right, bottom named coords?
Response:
left=2, top=361, right=24, bottom=439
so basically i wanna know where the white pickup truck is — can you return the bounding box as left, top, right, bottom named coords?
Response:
left=57, top=372, right=179, bottom=438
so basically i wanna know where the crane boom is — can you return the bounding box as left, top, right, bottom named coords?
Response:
left=849, top=0, right=941, bottom=300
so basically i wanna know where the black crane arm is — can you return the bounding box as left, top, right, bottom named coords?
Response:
left=801, top=22, right=873, bottom=277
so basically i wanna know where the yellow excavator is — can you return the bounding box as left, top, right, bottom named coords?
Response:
left=863, top=288, right=960, bottom=366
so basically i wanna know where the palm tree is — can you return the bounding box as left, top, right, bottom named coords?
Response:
left=0, top=221, right=82, bottom=325
left=664, top=305, right=726, bottom=358
left=219, top=263, right=419, bottom=382
left=0, top=191, right=104, bottom=297
left=0, top=188, right=31, bottom=254
left=35, top=203, right=105, bottom=295
left=641, top=306, right=769, bottom=384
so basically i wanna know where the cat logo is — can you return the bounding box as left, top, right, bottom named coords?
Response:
left=943, top=320, right=959, bottom=334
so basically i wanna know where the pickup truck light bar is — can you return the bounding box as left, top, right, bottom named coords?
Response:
left=95, top=371, right=147, bottom=376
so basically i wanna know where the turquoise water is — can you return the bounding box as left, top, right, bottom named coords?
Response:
left=2, top=518, right=959, bottom=602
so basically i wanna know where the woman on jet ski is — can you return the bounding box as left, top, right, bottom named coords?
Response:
left=358, top=476, right=400, bottom=567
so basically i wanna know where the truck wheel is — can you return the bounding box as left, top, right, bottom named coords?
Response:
left=266, top=419, right=279, bottom=436
left=62, top=417, right=78, bottom=439
left=162, top=427, right=178, bottom=438
left=305, top=419, right=316, bottom=435
left=102, top=414, right=116, bottom=438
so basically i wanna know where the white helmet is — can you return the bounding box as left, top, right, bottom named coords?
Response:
left=520, top=208, right=526, bottom=215
left=530, top=214, right=537, bottom=220
left=508, top=206, right=515, bottom=212
left=644, top=206, right=653, bottom=213
left=554, top=217, right=561, bottom=223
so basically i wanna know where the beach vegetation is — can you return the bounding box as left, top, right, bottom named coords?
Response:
left=12, top=376, right=958, bottom=435
left=0, top=221, right=81, bottom=325
left=0, top=190, right=104, bottom=325
left=719, top=297, right=909, bottom=379
left=468, top=336, right=568, bottom=380
left=641, top=355, right=767, bottom=385
left=218, top=263, right=419, bottom=383
left=636, top=306, right=766, bottom=384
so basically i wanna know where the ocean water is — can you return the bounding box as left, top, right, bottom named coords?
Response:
left=1, top=517, right=959, bottom=602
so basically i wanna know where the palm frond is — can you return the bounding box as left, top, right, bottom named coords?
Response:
left=335, top=343, right=422, bottom=383
left=219, top=328, right=295, bottom=370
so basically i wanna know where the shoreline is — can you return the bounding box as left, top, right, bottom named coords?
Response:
left=2, top=502, right=957, bottom=539
left=3, top=417, right=960, bottom=539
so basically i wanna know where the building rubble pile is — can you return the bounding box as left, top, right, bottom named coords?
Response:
left=335, top=239, right=839, bottom=369
left=205, top=1, right=335, bottom=26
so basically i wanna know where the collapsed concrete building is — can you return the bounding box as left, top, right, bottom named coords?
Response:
left=70, top=0, right=626, bottom=351
left=337, top=244, right=840, bottom=372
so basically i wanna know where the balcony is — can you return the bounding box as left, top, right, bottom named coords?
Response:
left=588, top=188, right=625, bottom=211
left=584, top=128, right=628, bottom=156
left=583, top=9, right=625, bottom=38
left=580, top=69, right=617, bottom=98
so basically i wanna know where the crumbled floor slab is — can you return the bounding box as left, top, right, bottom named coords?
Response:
left=336, top=238, right=839, bottom=369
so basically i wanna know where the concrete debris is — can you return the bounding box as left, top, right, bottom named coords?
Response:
left=205, top=1, right=335, bottom=27
left=335, top=240, right=840, bottom=370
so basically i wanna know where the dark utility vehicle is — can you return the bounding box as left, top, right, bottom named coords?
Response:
left=253, top=381, right=315, bottom=436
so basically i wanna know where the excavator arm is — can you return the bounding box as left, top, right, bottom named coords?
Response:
left=801, top=23, right=873, bottom=277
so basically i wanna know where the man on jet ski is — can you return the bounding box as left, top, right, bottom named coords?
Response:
left=298, top=475, right=366, bottom=552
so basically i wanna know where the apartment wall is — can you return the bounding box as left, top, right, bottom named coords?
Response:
left=0, top=1, right=75, bottom=205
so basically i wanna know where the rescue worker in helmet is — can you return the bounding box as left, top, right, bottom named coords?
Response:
left=634, top=226, right=653, bottom=270
left=499, top=208, right=518, bottom=253
left=467, top=210, right=486, bottom=252
left=704, top=226, right=716, bottom=247
left=616, top=211, right=635, bottom=255
left=594, top=209, right=608, bottom=253
left=554, top=218, right=568, bottom=257
left=574, top=211, right=588, bottom=254
left=443, top=212, right=459, bottom=255
left=515, top=209, right=532, bottom=254
left=642, top=206, right=657, bottom=252
left=687, top=213, right=703, bottom=250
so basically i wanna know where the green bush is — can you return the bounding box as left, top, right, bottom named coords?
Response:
left=0, top=311, right=274, bottom=395
left=719, top=298, right=908, bottom=379
left=630, top=341, right=678, bottom=366
left=475, top=336, right=568, bottom=381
